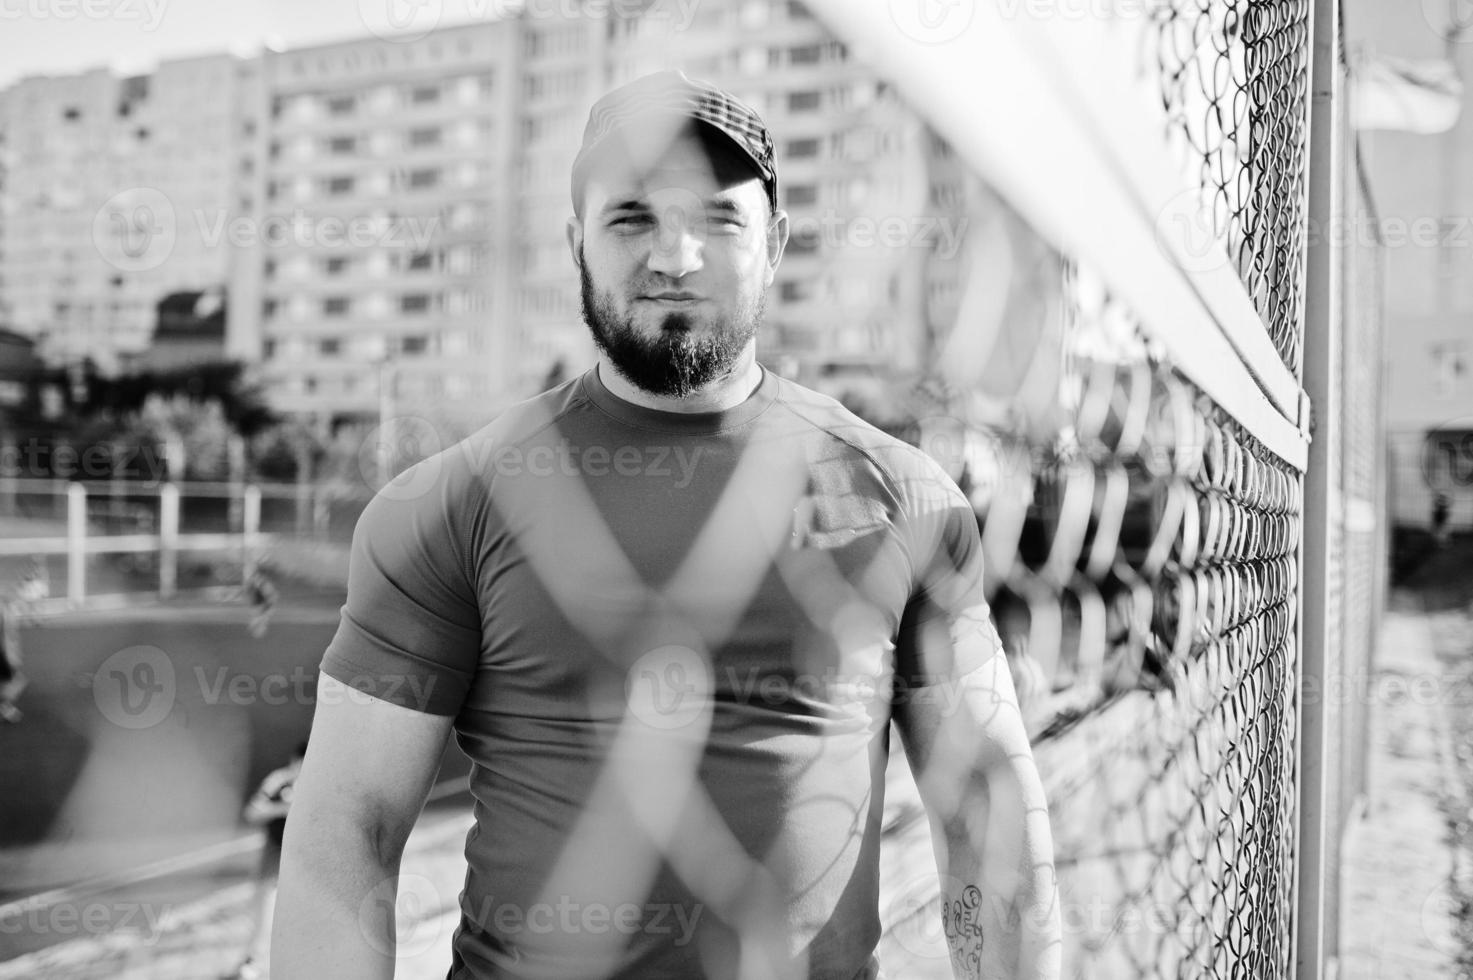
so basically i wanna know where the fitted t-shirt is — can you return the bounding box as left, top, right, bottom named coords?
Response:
left=319, top=365, right=991, bottom=980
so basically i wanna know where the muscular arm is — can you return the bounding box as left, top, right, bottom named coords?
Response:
left=892, top=606, right=1062, bottom=980
left=272, top=674, right=455, bottom=979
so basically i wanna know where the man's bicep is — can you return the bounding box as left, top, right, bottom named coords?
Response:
left=293, top=674, right=454, bottom=852
left=892, top=601, right=1027, bottom=789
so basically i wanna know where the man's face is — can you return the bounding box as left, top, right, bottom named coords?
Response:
left=568, top=126, right=787, bottom=397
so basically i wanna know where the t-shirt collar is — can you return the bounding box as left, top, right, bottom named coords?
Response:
left=581, top=362, right=778, bottom=434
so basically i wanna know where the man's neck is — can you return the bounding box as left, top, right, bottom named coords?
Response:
left=597, top=347, right=763, bottom=414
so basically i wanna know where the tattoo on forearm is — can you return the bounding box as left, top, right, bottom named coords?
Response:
left=942, top=885, right=984, bottom=977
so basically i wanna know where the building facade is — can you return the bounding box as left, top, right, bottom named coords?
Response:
left=0, top=0, right=975, bottom=427
left=0, top=56, right=257, bottom=372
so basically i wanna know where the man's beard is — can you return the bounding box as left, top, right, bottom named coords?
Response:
left=579, top=263, right=763, bottom=398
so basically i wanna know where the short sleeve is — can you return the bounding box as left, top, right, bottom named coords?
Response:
left=319, top=455, right=484, bottom=716
left=893, top=453, right=994, bottom=688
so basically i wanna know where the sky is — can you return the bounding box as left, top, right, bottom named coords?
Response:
left=0, top=0, right=519, bottom=90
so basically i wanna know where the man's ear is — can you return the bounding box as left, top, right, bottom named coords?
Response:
left=763, top=208, right=790, bottom=287
left=566, top=216, right=585, bottom=269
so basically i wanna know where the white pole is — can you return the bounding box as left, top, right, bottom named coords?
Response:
left=159, top=482, right=179, bottom=598
left=67, top=482, right=86, bottom=605
left=243, top=484, right=262, bottom=585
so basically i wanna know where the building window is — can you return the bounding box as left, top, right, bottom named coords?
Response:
left=789, top=44, right=822, bottom=66
left=401, top=335, right=429, bottom=355
left=785, top=138, right=820, bottom=159
left=785, top=184, right=818, bottom=206
left=788, top=91, right=821, bottom=112
left=787, top=0, right=811, bottom=17
left=400, top=293, right=431, bottom=314
left=63, top=106, right=81, bottom=121
left=780, top=280, right=811, bottom=302
left=327, top=175, right=355, bottom=196
left=319, top=338, right=341, bottom=355
left=410, top=84, right=440, bottom=104
left=407, top=252, right=434, bottom=271
left=329, top=135, right=357, bottom=155
left=408, top=126, right=441, bottom=148
left=263, top=298, right=278, bottom=318
left=1434, top=342, right=1469, bottom=397
left=407, top=168, right=439, bottom=189
left=263, top=339, right=276, bottom=358
left=327, top=94, right=356, bottom=116
left=323, top=297, right=350, bottom=316
left=325, top=256, right=348, bottom=275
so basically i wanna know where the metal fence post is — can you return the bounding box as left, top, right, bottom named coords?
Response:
left=66, top=482, right=86, bottom=605
left=1297, top=0, right=1341, bottom=971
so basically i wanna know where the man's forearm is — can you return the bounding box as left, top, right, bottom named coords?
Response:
left=936, top=759, right=1061, bottom=980
left=272, top=809, right=412, bottom=979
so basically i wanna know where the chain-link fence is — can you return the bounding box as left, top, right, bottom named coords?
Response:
left=803, top=0, right=1381, bottom=975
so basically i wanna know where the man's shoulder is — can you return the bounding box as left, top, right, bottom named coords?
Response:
left=765, top=373, right=947, bottom=482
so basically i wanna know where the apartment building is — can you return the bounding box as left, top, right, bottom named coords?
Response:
left=0, top=55, right=257, bottom=371
left=251, top=22, right=524, bottom=421
left=0, top=0, right=968, bottom=425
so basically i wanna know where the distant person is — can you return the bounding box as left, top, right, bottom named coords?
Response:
left=16, top=556, right=49, bottom=604
left=245, top=564, right=278, bottom=639
left=0, top=599, right=25, bottom=723
left=1432, top=492, right=1452, bottom=547
left=226, top=740, right=307, bottom=980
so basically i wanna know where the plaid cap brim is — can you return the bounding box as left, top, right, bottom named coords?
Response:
left=572, top=70, right=777, bottom=214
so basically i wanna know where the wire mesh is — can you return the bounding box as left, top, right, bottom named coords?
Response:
left=1149, top=0, right=1312, bottom=378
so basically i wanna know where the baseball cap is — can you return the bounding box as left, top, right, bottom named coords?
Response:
left=570, top=70, right=777, bottom=217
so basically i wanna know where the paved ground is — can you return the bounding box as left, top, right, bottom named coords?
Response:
left=1337, top=603, right=1473, bottom=980
left=3, top=533, right=1471, bottom=977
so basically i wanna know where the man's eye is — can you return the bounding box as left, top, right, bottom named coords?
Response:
left=609, top=214, right=653, bottom=227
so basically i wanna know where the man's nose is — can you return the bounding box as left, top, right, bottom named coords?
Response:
left=646, top=206, right=704, bottom=277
